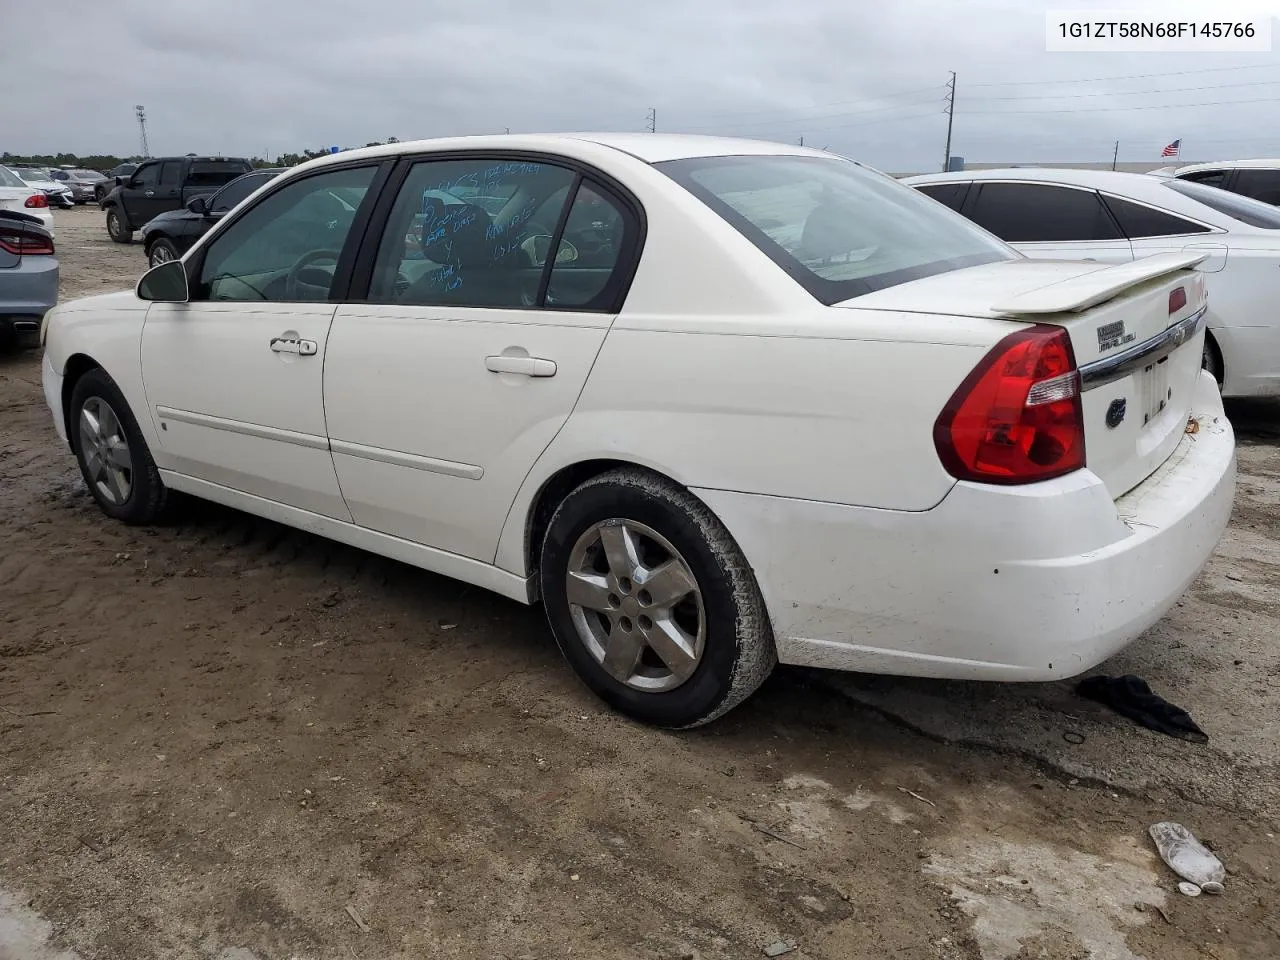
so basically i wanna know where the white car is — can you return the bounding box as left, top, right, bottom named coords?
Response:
left=0, top=165, right=54, bottom=234
left=1170, top=159, right=1280, bottom=206
left=10, top=167, right=75, bottom=209
left=906, top=168, right=1280, bottom=397
left=40, top=135, right=1235, bottom=727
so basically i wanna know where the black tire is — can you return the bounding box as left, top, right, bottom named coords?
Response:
left=1202, top=331, right=1224, bottom=387
left=148, top=238, right=180, bottom=267
left=105, top=208, right=133, bottom=244
left=539, top=468, right=775, bottom=728
left=69, top=368, right=167, bottom=524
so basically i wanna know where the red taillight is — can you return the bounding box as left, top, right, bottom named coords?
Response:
left=1169, top=286, right=1187, bottom=315
left=0, top=233, right=54, bottom=256
left=24, top=194, right=48, bottom=209
left=934, top=325, right=1085, bottom=485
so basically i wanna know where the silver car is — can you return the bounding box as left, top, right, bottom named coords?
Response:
left=0, top=212, right=58, bottom=351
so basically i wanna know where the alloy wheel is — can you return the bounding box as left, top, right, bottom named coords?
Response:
left=78, top=397, right=133, bottom=505
left=565, top=519, right=706, bottom=692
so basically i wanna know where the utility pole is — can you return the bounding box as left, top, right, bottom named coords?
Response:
left=135, top=104, right=150, bottom=158
left=1112, top=140, right=1120, bottom=170
left=942, top=72, right=955, bottom=172
left=646, top=107, right=656, bottom=133
left=798, top=135, right=804, bottom=146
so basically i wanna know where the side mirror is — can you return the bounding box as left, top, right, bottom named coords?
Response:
left=115, top=176, right=127, bottom=186
left=186, top=195, right=209, bottom=215
left=137, top=260, right=189, bottom=303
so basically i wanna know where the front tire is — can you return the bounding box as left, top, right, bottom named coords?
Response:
left=539, top=468, right=775, bottom=728
left=148, top=238, right=179, bottom=267
left=105, top=208, right=133, bottom=244
left=70, top=368, right=167, bottom=524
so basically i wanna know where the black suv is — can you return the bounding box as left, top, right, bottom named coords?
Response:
left=100, top=156, right=253, bottom=243
left=141, top=168, right=285, bottom=266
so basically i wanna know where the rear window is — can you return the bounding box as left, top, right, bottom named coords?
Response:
left=659, top=155, right=1014, bottom=303
left=187, top=161, right=252, bottom=188
left=1164, top=179, right=1280, bottom=229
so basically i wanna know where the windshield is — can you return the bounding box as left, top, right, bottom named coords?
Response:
left=1164, top=179, right=1280, bottom=229
left=658, top=154, right=1015, bottom=303
left=0, top=166, right=28, bottom=189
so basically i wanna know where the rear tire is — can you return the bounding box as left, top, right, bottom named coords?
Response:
left=539, top=468, right=775, bottom=728
left=69, top=368, right=167, bottom=524
left=1202, top=331, right=1224, bottom=387
left=106, top=208, right=133, bottom=244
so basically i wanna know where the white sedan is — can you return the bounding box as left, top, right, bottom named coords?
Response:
left=40, top=135, right=1235, bottom=726
left=905, top=167, right=1280, bottom=398
left=0, top=165, right=54, bottom=235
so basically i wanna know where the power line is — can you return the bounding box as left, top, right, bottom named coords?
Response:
left=966, top=77, right=1280, bottom=102
left=965, top=60, right=1280, bottom=88
left=961, top=93, right=1280, bottom=115
left=671, top=95, right=945, bottom=132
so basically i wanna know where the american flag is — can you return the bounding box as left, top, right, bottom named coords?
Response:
left=1161, top=139, right=1181, bottom=158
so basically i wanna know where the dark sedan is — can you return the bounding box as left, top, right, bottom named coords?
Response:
left=140, top=168, right=284, bottom=266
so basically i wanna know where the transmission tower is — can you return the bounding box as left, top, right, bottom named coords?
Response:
left=646, top=107, right=656, bottom=133
left=135, top=104, right=150, bottom=158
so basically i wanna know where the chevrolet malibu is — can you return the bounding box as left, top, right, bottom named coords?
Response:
left=39, top=134, right=1236, bottom=727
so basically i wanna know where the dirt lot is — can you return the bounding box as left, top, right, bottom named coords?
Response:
left=0, top=207, right=1276, bottom=960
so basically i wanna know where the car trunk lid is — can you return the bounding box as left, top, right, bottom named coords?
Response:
left=841, top=253, right=1209, bottom=498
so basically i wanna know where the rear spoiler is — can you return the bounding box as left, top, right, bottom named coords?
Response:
left=992, top=252, right=1207, bottom=316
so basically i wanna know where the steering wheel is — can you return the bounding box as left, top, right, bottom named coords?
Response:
left=286, top=249, right=342, bottom=300
left=519, top=234, right=579, bottom=267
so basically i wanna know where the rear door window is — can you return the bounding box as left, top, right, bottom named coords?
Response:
left=1164, top=179, right=1280, bottom=229
left=966, top=183, right=1120, bottom=242
left=1101, top=196, right=1210, bottom=238
left=1230, top=169, right=1280, bottom=206
left=187, top=161, right=251, bottom=189
left=159, top=161, right=182, bottom=186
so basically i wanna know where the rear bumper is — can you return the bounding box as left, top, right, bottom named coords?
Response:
left=0, top=257, right=59, bottom=322
left=696, top=371, right=1236, bottom=681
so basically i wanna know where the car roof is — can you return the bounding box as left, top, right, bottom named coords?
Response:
left=1174, top=159, right=1280, bottom=175
left=293, top=133, right=832, bottom=170
left=903, top=167, right=1174, bottom=191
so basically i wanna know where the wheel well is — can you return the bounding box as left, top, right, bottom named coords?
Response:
left=525, top=459, right=667, bottom=579
left=60, top=354, right=100, bottom=445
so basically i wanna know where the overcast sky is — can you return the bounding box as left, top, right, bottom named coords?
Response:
left=7, top=0, right=1280, bottom=172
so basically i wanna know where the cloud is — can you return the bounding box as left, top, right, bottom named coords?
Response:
left=7, top=0, right=1279, bottom=172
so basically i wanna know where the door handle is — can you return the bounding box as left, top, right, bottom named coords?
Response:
left=145, top=190, right=155, bottom=197
left=270, top=336, right=318, bottom=356
left=485, top=355, right=556, bottom=377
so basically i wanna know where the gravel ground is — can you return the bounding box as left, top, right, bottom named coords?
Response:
left=0, top=207, right=1276, bottom=960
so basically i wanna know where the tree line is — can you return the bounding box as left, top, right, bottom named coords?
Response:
left=3, top=139, right=403, bottom=173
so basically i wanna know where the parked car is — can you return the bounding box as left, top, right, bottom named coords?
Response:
left=0, top=212, right=57, bottom=351
left=906, top=168, right=1280, bottom=398
left=49, top=168, right=107, bottom=204
left=40, top=134, right=1234, bottom=727
left=96, top=163, right=138, bottom=202
left=100, top=156, right=254, bottom=243
left=0, top=165, right=53, bottom=235
left=1171, top=160, right=1280, bottom=206
left=10, top=167, right=75, bottom=208
left=141, top=168, right=285, bottom=266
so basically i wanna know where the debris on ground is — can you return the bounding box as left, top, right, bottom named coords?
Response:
left=345, top=905, right=372, bottom=932
left=762, top=939, right=798, bottom=957
left=1150, top=822, right=1226, bottom=894
left=1076, top=675, right=1208, bottom=742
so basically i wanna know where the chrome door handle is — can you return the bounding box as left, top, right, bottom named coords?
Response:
left=270, top=336, right=318, bottom=356
left=485, top=355, right=556, bottom=377
left=145, top=190, right=155, bottom=197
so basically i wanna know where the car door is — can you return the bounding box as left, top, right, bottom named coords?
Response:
left=141, top=159, right=183, bottom=221
left=1097, top=192, right=1225, bottom=270
left=119, top=161, right=161, bottom=225
left=324, top=154, right=642, bottom=563
left=140, top=162, right=384, bottom=519
left=961, top=181, right=1134, bottom=264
